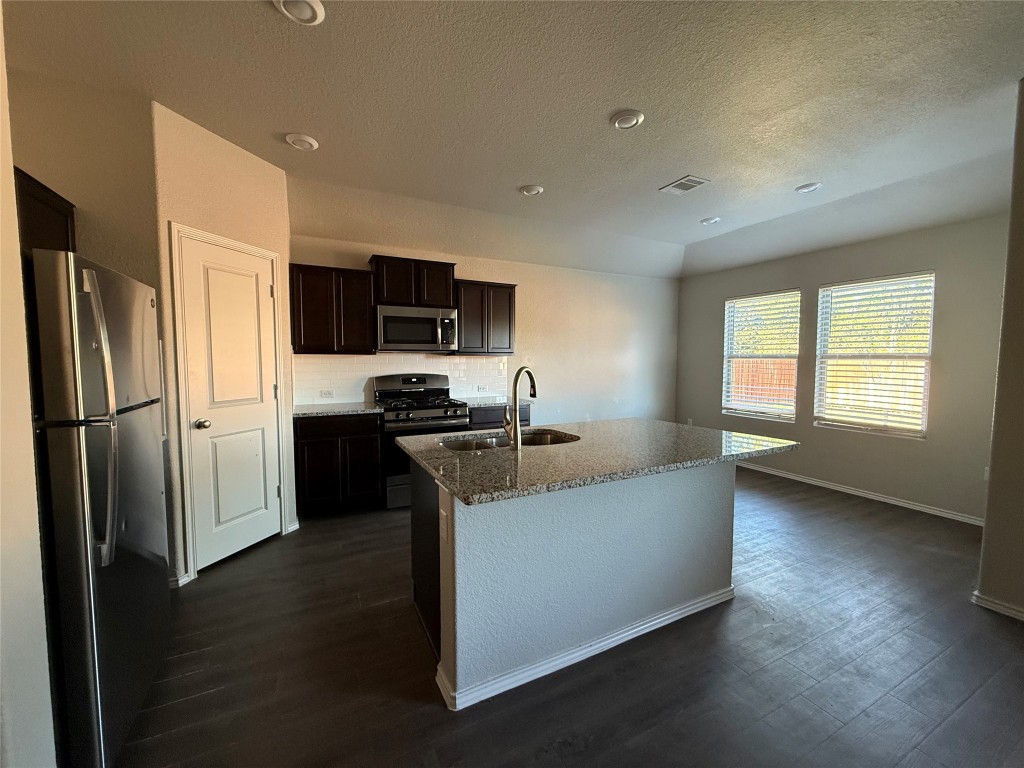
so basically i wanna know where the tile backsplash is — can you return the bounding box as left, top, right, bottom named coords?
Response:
left=292, top=354, right=509, bottom=404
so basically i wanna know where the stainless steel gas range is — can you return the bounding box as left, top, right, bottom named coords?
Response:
left=374, top=374, right=470, bottom=508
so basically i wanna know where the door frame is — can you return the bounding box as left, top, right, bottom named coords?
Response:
left=169, top=222, right=290, bottom=583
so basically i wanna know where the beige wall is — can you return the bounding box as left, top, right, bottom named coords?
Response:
left=977, top=82, right=1024, bottom=616
left=0, top=8, right=57, bottom=765
left=152, top=103, right=295, bottom=576
left=7, top=72, right=159, bottom=287
left=291, top=235, right=678, bottom=425
left=677, top=214, right=1009, bottom=523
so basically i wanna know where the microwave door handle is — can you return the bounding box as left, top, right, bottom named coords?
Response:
left=82, top=268, right=118, bottom=419
left=95, top=422, right=120, bottom=567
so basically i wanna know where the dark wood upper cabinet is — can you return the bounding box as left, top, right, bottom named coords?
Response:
left=418, top=261, right=455, bottom=308
left=456, top=280, right=516, bottom=355
left=370, top=255, right=455, bottom=309
left=290, top=264, right=375, bottom=355
left=456, top=281, right=488, bottom=354
left=14, top=168, right=77, bottom=257
left=487, top=284, right=515, bottom=355
left=372, top=256, right=416, bottom=306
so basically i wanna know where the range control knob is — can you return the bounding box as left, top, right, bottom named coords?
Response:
left=405, top=412, right=413, bottom=419
left=451, top=409, right=461, bottom=415
left=443, top=408, right=451, bottom=416
left=393, top=413, right=402, bottom=420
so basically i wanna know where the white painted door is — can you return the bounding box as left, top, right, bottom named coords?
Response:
left=178, top=229, right=281, bottom=570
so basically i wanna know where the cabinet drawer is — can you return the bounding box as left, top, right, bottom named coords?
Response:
left=294, top=414, right=380, bottom=439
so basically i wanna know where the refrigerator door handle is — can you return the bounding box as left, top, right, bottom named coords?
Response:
left=96, top=422, right=120, bottom=567
left=82, top=268, right=118, bottom=419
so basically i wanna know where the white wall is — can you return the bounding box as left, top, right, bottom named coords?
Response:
left=677, top=215, right=1009, bottom=523
left=291, top=234, right=678, bottom=425
left=0, top=8, right=57, bottom=764
left=152, top=103, right=295, bottom=571
left=977, top=81, right=1024, bottom=616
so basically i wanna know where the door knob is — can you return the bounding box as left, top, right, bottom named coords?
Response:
left=194, top=418, right=212, bottom=430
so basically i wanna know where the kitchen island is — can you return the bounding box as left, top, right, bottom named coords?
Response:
left=397, top=418, right=798, bottom=710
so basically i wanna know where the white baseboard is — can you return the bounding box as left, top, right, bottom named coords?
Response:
left=435, top=585, right=735, bottom=711
left=285, top=519, right=300, bottom=534
left=972, top=590, right=1024, bottom=622
left=169, top=572, right=194, bottom=588
left=737, top=462, right=984, bottom=527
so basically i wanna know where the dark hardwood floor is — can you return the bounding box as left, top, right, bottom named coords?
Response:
left=119, top=468, right=1024, bottom=768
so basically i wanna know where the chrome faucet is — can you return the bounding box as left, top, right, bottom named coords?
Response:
left=504, top=366, right=537, bottom=451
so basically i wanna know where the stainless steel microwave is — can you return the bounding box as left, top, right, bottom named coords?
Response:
left=377, top=305, right=458, bottom=352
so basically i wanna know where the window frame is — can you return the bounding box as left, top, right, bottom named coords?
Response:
left=721, top=288, right=802, bottom=423
left=813, top=271, right=936, bottom=439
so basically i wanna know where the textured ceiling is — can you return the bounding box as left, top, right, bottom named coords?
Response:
left=3, top=1, right=1023, bottom=277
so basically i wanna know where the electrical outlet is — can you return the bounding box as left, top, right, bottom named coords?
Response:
left=320, top=389, right=335, bottom=399
left=687, top=418, right=693, bottom=427
left=477, top=385, right=488, bottom=392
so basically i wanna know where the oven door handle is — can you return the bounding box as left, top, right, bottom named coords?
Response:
left=385, top=418, right=471, bottom=432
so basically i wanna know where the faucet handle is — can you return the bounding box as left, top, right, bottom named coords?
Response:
left=503, top=404, right=513, bottom=429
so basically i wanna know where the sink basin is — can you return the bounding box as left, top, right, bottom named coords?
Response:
left=442, top=439, right=500, bottom=452
left=442, top=430, right=580, bottom=451
left=519, top=432, right=579, bottom=446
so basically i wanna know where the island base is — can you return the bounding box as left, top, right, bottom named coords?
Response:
left=434, top=461, right=737, bottom=710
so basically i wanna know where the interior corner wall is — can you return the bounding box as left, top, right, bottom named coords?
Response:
left=977, top=80, right=1024, bottom=616
left=0, top=9, right=57, bottom=766
left=290, top=234, right=679, bottom=426
left=677, top=214, right=1009, bottom=523
left=151, top=102, right=295, bottom=576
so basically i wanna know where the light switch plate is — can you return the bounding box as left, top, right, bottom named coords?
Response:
left=477, top=385, right=488, bottom=392
left=320, top=389, right=335, bottom=399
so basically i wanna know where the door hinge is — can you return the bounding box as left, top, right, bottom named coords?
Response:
left=273, top=383, right=278, bottom=400
left=269, top=284, right=275, bottom=298
left=277, top=485, right=281, bottom=498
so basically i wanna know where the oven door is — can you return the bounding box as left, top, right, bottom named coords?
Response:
left=377, top=306, right=458, bottom=352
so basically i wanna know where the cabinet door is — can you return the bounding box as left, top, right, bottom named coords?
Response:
left=457, top=281, right=488, bottom=353
left=14, top=168, right=76, bottom=257
left=373, top=256, right=416, bottom=306
left=342, top=434, right=382, bottom=508
left=487, top=285, right=515, bottom=354
left=296, top=437, right=343, bottom=514
left=335, top=269, right=375, bottom=354
left=291, top=264, right=338, bottom=353
left=418, top=261, right=455, bottom=308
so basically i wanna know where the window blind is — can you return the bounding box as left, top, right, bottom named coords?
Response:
left=814, top=272, right=935, bottom=436
left=722, top=290, right=801, bottom=420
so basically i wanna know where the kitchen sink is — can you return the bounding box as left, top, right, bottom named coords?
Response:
left=442, top=430, right=580, bottom=451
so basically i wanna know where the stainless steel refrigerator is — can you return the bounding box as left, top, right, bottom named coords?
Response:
left=28, top=250, right=171, bottom=767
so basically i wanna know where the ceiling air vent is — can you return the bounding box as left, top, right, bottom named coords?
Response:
left=660, top=175, right=710, bottom=196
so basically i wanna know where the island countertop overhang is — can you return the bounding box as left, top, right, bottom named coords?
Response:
left=397, top=417, right=798, bottom=505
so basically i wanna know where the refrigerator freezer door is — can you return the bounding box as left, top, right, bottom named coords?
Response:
left=32, top=251, right=161, bottom=422
left=78, top=256, right=161, bottom=412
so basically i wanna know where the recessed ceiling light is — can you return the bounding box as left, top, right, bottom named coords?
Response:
left=795, top=181, right=822, bottom=194
left=611, top=110, right=645, bottom=130
left=700, top=216, right=722, bottom=226
left=285, top=133, right=319, bottom=151
left=274, top=0, right=325, bottom=26
left=519, top=185, right=544, bottom=196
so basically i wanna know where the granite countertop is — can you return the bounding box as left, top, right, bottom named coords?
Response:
left=461, top=396, right=535, bottom=408
left=293, top=401, right=383, bottom=418
left=397, top=417, right=799, bottom=505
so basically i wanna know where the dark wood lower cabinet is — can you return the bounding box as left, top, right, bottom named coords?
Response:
left=410, top=462, right=441, bottom=658
left=469, top=404, right=530, bottom=430
left=294, top=415, right=383, bottom=516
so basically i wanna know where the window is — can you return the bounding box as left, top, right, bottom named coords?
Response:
left=722, top=290, right=801, bottom=421
left=814, top=272, right=935, bottom=436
